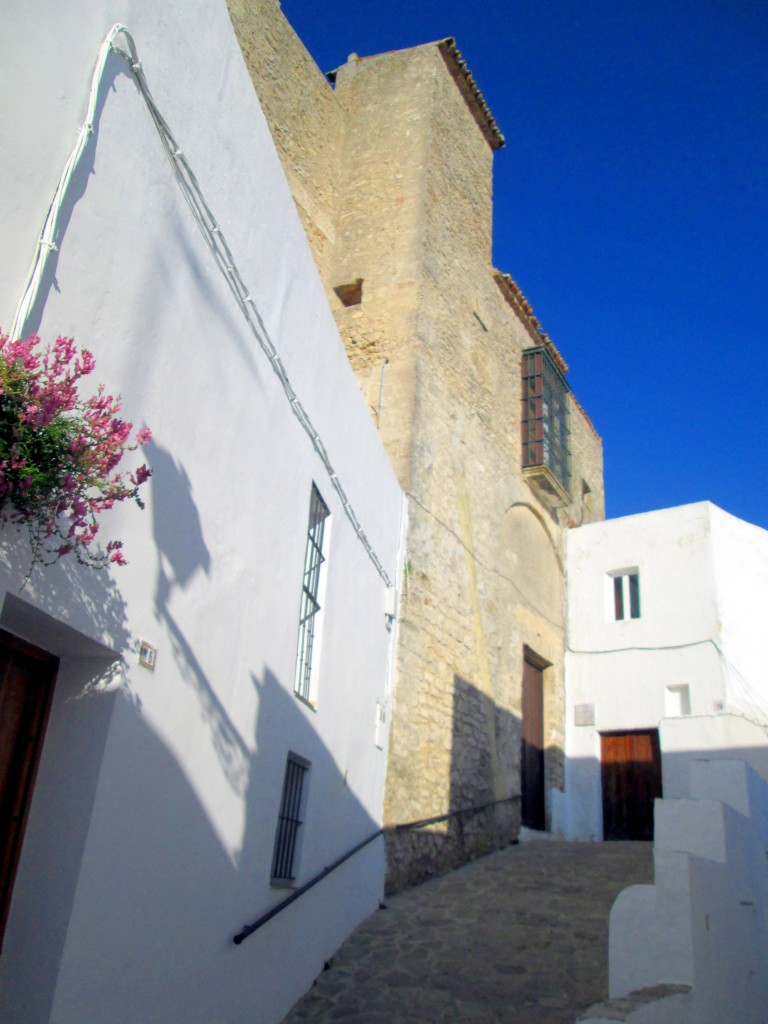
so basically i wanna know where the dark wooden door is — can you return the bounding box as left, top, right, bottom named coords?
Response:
left=0, top=630, right=59, bottom=949
left=521, top=657, right=545, bottom=830
left=601, top=730, right=662, bottom=840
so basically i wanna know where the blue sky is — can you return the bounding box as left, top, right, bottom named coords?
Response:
left=281, top=0, right=768, bottom=529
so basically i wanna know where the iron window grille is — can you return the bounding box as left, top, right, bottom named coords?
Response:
left=271, top=755, right=308, bottom=882
left=295, top=484, right=330, bottom=702
left=521, top=347, right=571, bottom=497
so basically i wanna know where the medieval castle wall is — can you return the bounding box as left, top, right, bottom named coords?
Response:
left=225, top=0, right=345, bottom=285
left=228, top=0, right=605, bottom=890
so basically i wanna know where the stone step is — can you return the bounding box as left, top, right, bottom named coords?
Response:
left=578, top=983, right=692, bottom=1024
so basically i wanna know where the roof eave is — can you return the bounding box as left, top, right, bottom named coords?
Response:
left=437, top=38, right=505, bottom=151
left=493, top=271, right=569, bottom=374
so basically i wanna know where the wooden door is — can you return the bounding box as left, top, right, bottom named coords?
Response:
left=0, top=630, right=59, bottom=949
left=521, top=657, right=545, bottom=830
left=601, top=730, right=662, bottom=840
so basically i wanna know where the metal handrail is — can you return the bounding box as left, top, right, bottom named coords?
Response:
left=393, top=794, right=520, bottom=832
left=233, top=829, right=382, bottom=944
left=232, top=793, right=519, bottom=945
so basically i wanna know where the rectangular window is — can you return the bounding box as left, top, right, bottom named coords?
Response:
left=521, top=347, right=571, bottom=497
left=271, top=755, right=309, bottom=883
left=611, top=571, right=641, bottom=620
left=294, top=485, right=330, bottom=703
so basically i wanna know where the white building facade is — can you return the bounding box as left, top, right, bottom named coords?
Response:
left=557, top=501, right=768, bottom=841
left=0, top=4, right=404, bottom=1023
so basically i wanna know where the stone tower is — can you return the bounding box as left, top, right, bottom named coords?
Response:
left=228, top=0, right=605, bottom=890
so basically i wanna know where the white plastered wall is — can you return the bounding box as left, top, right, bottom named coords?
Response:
left=556, top=503, right=760, bottom=839
left=709, top=505, right=768, bottom=724
left=0, top=4, right=403, bottom=1023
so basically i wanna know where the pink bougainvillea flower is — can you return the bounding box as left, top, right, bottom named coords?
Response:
left=0, top=333, right=152, bottom=572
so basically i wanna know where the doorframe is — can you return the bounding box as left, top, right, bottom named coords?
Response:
left=521, top=646, right=550, bottom=831
left=0, top=629, right=60, bottom=949
left=599, top=727, right=662, bottom=841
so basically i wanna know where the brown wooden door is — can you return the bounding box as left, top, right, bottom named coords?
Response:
left=521, top=657, right=545, bottom=830
left=601, top=730, right=662, bottom=841
left=0, top=630, right=59, bottom=949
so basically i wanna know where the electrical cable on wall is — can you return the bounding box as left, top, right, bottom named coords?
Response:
left=405, top=490, right=565, bottom=631
left=568, top=635, right=768, bottom=728
left=9, top=23, right=392, bottom=588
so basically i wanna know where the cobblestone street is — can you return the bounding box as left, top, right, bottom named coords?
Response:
left=282, top=840, right=653, bottom=1024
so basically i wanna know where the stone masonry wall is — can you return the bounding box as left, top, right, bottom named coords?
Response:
left=329, top=50, right=435, bottom=487
left=377, top=45, right=572, bottom=890
left=225, top=0, right=345, bottom=287
left=569, top=397, right=605, bottom=525
left=327, top=41, right=595, bottom=889
left=227, top=5, right=606, bottom=892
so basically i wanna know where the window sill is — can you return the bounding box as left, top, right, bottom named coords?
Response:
left=293, top=691, right=318, bottom=713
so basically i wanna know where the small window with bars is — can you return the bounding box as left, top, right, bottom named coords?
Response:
left=295, top=485, right=330, bottom=703
left=609, top=571, right=641, bottom=621
left=521, top=347, right=571, bottom=495
left=271, top=755, right=309, bottom=883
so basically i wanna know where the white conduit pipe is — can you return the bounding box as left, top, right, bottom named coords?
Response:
left=10, top=24, right=392, bottom=588
left=9, top=27, right=121, bottom=343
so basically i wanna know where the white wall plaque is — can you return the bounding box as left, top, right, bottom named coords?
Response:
left=574, top=703, right=595, bottom=726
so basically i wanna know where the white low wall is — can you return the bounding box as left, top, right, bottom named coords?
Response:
left=661, top=714, right=768, bottom=798
left=603, top=758, right=768, bottom=1024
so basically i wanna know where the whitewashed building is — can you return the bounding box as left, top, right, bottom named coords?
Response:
left=556, top=501, right=768, bottom=841
left=0, top=4, right=404, bottom=1023
left=566, top=502, right=768, bottom=1022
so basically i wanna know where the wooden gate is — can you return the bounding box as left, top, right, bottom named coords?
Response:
left=521, top=655, right=545, bottom=830
left=0, top=630, right=59, bottom=948
left=601, top=729, right=662, bottom=840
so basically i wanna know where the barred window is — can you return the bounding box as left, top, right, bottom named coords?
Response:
left=295, top=485, right=330, bottom=702
left=521, top=347, right=571, bottom=496
left=271, top=755, right=309, bottom=883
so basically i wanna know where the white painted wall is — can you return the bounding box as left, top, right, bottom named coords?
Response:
left=0, top=4, right=403, bottom=1023
left=709, top=505, right=768, bottom=723
left=662, top=715, right=768, bottom=800
left=558, top=503, right=768, bottom=839
left=601, top=758, right=768, bottom=1024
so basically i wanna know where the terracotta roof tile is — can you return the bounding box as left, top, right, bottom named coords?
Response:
left=437, top=39, right=505, bottom=151
left=493, top=271, right=569, bottom=374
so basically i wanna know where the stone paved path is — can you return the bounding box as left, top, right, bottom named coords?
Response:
left=282, top=840, right=653, bottom=1024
